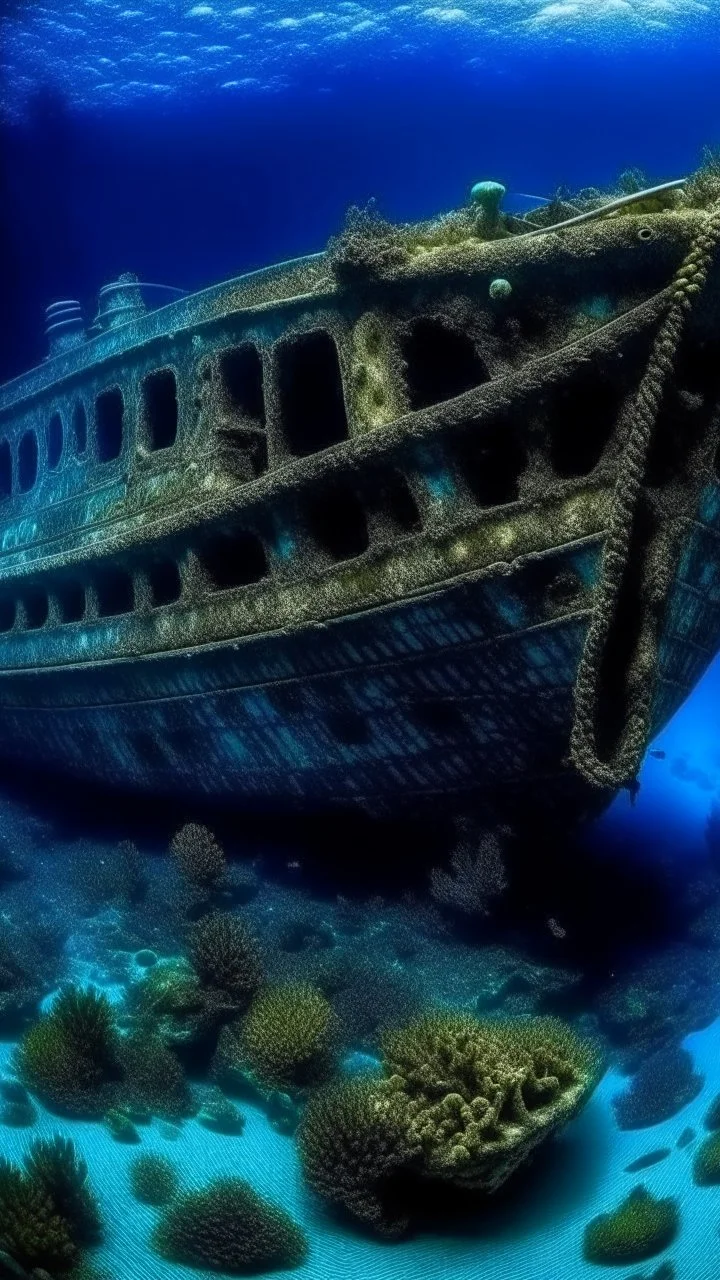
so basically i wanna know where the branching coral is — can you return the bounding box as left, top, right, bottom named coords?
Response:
left=171, top=823, right=226, bottom=889
left=17, top=987, right=120, bottom=1116
left=298, top=1078, right=420, bottom=1237
left=0, top=1157, right=78, bottom=1273
left=326, top=202, right=408, bottom=287
left=151, top=1177, right=308, bottom=1273
left=0, top=1136, right=103, bottom=1275
left=25, top=1136, right=103, bottom=1245
left=430, top=825, right=508, bottom=917
left=583, top=1187, right=679, bottom=1263
left=239, top=982, right=340, bottom=1092
left=188, top=912, right=263, bottom=1009
left=379, top=1011, right=600, bottom=1191
left=128, top=1153, right=179, bottom=1205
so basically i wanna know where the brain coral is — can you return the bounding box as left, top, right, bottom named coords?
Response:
left=240, top=983, right=340, bottom=1092
left=152, top=1176, right=307, bottom=1273
left=298, top=1078, right=421, bottom=1237
left=379, top=1011, right=600, bottom=1191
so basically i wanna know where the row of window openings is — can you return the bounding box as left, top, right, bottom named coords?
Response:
left=0, top=319, right=497, bottom=503
left=0, top=560, right=183, bottom=634
left=0, top=369, right=179, bottom=500
left=0, top=325, right=619, bottom=521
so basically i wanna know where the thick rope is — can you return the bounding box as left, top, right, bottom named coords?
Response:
left=570, top=203, right=720, bottom=789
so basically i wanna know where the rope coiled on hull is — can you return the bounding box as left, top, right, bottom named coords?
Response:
left=570, top=203, right=720, bottom=790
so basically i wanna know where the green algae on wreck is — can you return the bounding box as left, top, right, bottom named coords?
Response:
left=2, top=170, right=720, bottom=822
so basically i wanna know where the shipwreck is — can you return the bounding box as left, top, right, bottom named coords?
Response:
left=1, top=175, right=720, bottom=818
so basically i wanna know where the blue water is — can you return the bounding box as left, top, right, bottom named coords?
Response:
left=2, top=4, right=720, bottom=1280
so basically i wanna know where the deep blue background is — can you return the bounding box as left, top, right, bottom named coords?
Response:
left=2, top=34, right=720, bottom=857
left=2, top=43, right=720, bottom=384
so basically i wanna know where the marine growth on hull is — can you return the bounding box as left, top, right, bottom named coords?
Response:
left=3, top=155, right=720, bottom=1280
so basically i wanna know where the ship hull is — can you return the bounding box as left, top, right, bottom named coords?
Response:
left=0, top=549, right=599, bottom=818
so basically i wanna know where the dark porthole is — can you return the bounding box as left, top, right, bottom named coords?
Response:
left=73, top=401, right=87, bottom=455
left=549, top=367, right=626, bottom=479
left=148, top=559, right=182, bottom=607
left=142, top=369, right=178, bottom=451
left=219, top=345, right=265, bottom=425
left=23, top=589, right=48, bottom=630
left=411, top=700, right=466, bottom=734
left=96, top=387, right=124, bottom=463
left=277, top=331, right=348, bottom=456
left=56, top=580, right=85, bottom=624
left=326, top=708, right=371, bottom=746
left=0, top=598, right=15, bottom=632
left=377, top=468, right=422, bottom=533
left=47, top=412, right=63, bottom=470
left=456, top=420, right=527, bottom=507
left=130, top=730, right=166, bottom=768
left=306, top=483, right=369, bottom=562
left=402, top=319, right=490, bottom=411
left=202, top=530, right=268, bottom=589
left=18, top=431, right=38, bottom=493
left=96, top=566, right=134, bottom=617
left=0, top=441, right=12, bottom=499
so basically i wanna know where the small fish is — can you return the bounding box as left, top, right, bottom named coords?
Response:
left=649, top=749, right=666, bottom=759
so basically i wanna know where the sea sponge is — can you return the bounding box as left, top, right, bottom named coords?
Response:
left=239, top=983, right=340, bottom=1092
left=692, top=1131, right=720, bottom=1185
left=380, top=1011, right=600, bottom=1190
left=128, top=1153, right=179, bottom=1205
left=188, top=912, right=263, bottom=1008
left=613, top=1044, right=704, bottom=1130
left=105, top=1109, right=141, bottom=1143
left=197, top=1088, right=245, bottom=1135
left=117, top=1030, right=195, bottom=1121
left=25, top=1135, right=103, bottom=1245
left=469, top=179, right=506, bottom=231
left=583, top=1186, right=679, bottom=1263
left=151, top=1176, right=307, bottom=1273
left=17, top=987, right=119, bottom=1116
left=171, top=823, right=226, bottom=889
left=298, top=1078, right=421, bottom=1237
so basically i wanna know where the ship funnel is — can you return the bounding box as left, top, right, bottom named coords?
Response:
left=91, top=272, right=147, bottom=334
left=45, top=299, right=86, bottom=358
